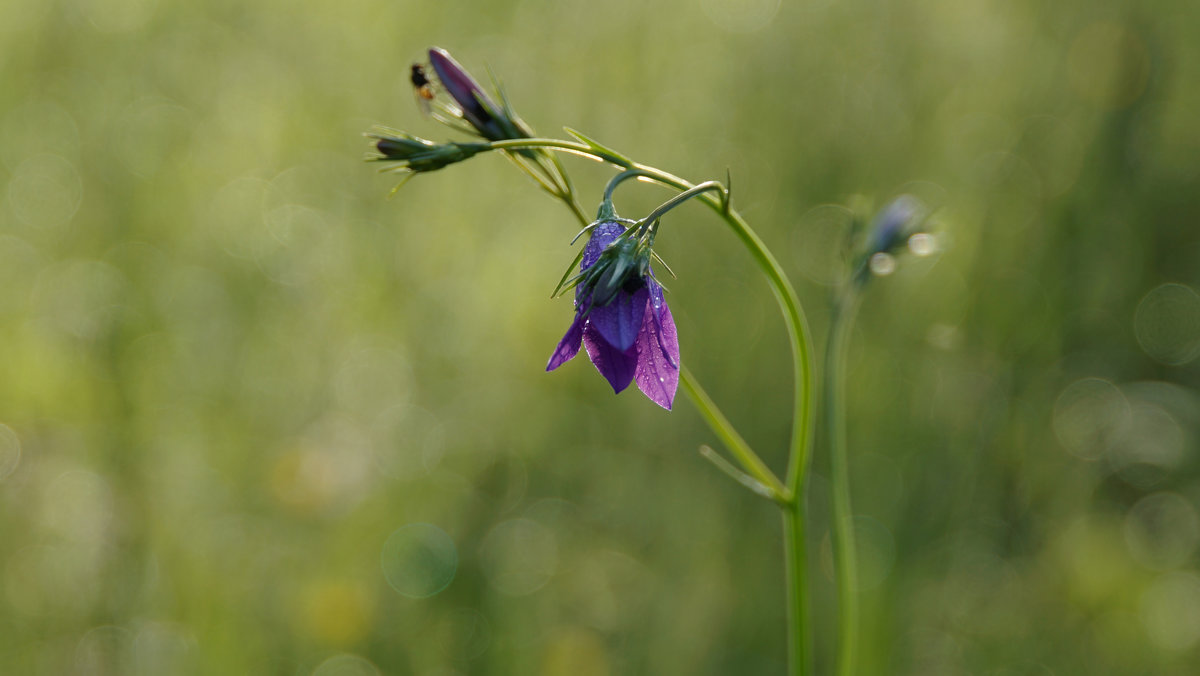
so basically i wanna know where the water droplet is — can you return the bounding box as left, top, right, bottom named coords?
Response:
left=869, top=252, right=896, bottom=276
left=907, top=232, right=938, bottom=257
left=381, top=524, right=457, bottom=598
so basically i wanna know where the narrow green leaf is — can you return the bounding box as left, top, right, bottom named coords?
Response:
left=563, top=127, right=632, bottom=165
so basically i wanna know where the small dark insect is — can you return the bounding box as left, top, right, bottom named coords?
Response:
left=410, top=63, right=435, bottom=113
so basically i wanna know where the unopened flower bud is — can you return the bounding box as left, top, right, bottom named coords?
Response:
left=428, top=47, right=531, bottom=143
left=367, top=131, right=487, bottom=173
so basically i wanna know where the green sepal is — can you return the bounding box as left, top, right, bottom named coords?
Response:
left=551, top=248, right=586, bottom=298
left=596, top=199, right=617, bottom=222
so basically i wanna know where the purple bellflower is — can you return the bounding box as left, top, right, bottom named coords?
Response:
left=546, top=221, right=680, bottom=410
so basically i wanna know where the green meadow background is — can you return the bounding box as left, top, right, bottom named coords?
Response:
left=2, top=0, right=1199, bottom=673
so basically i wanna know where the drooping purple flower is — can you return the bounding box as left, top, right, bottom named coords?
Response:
left=546, top=222, right=680, bottom=410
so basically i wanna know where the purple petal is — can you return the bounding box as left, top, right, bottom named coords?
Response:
left=647, top=282, right=678, bottom=369
left=580, top=222, right=626, bottom=271
left=546, top=308, right=587, bottom=371
left=588, top=285, right=649, bottom=352
left=583, top=323, right=638, bottom=393
left=635, top=291, right=680, bottom=410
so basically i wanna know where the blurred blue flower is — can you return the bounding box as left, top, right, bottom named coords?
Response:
left=865, top=194, right=924, bottom=256
left=547, top=221, right=680, bottom=410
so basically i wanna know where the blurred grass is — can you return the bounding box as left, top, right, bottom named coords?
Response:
left=2, top=0, right=1200, bottom=674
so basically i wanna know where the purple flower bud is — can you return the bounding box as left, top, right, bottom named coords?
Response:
left=547, top=222, right=680, bottom=410
left=428, top=47, right=514, bottom=142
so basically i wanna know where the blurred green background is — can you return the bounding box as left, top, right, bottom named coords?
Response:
left=2, top=0, right=1199, bottom=673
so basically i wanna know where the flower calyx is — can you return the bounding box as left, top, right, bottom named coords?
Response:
left=547, top=217, right=680, bottom=410
left=366, top=130, right=488, bottom=174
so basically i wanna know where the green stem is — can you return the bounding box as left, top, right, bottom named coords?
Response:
left=603, top=168, right=652, bottom=203
left=783, top=504, right=809, bottom=676
left=640, top=180, right=727, bottom=227
left=495, top=136, right=816, bottom=676
left=827, top=287, right=862, bottom=676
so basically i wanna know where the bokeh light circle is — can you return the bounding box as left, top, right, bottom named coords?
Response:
left=479, top=518, right=558, bottom=596
left=8, top=154, right=82, bottom=230
left=1123, top=492, right=1200, bottom=570
left=1134, top=283, right=1200, bottom=365
left=381, top=524, right=457, bottom=599
left=1140, top=573, right=1200, bottom=651
left=1107, top=402, right=1184, bottom=488
left=1052, top=378, right=1129, bottom=460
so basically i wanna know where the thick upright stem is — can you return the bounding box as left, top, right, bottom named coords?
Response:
left=783, top=503, right=810, bottom=676
left=827, top=289, right=862, bottom=676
